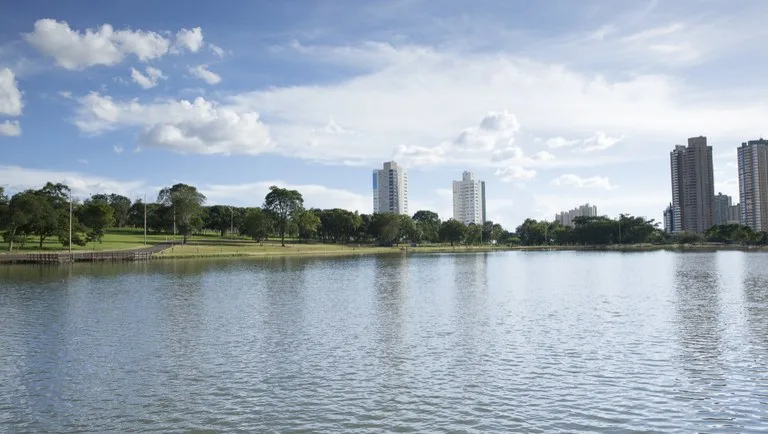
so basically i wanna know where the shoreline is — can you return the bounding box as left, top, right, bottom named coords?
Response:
left=1, top=243, right=766, bottom=265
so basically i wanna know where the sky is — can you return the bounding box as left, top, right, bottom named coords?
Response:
left=1, top=0, right=767, bottom=229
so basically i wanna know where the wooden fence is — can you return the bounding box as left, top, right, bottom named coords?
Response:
left=0, top=243, right=175, bottom=264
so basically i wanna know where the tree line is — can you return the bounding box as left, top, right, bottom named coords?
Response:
left=2, top=182, right=766, bottom=251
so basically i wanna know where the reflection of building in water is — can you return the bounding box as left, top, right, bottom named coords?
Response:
left=742, top=256, right=768, bottom=352
left=672, top=254, right=726, bottom=391
left=373, top=254, right=409, bottom=368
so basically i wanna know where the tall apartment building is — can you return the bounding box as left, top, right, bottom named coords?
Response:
left=372, top=161, right=408, bottom=215
left=452, top=171, right=486, bottom=225
left=555, top=203, right=597, bottom=227
left=713, top=192, right=732, bottom=226
left=663, top=204, right=677, bottom=233
left=737, top=139, right=768, bottom=232
left=668, top=137, right=715, bottom=233
left=727, top=204, right=741, bottom=224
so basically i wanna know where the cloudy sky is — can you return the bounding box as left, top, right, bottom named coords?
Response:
left=1, top=0, right=766, bottom=229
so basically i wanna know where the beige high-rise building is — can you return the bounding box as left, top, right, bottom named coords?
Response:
left=738, top=139, right=768, bottom=232
left=452, top=171, right=486, bottom=225
left=669, top=137, right=715, bottom=233
left=372, top=161, right=408, bottom=215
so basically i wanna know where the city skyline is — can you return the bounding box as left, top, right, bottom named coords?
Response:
left=2, top=1, right=768, bottom=228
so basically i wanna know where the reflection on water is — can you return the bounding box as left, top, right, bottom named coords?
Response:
left=2, top=251, right=768, bottom=431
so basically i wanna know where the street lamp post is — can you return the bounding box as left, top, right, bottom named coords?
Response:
left=143, top=194, right=147, bottom=246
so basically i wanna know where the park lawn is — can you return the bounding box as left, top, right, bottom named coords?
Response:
left=0, top=228, right=189, bottom=253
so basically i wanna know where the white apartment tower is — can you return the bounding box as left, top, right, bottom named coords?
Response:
left=555, top=203, right=598, bottom=227
left=372, top=161, right=408, bottom=214
left=738, top=139, right=768, bottom=231
left=452, top=171, right=486, bottom=225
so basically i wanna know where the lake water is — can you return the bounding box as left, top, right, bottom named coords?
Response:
left=1, top=251, right=767, bottom=432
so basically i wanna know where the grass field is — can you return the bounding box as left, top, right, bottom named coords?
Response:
left=0, top=228, right=203, bottom=253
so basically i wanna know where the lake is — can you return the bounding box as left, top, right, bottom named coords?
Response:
left=1, top=251, right=767, bottom=432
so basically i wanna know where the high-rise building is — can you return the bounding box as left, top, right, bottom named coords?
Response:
left=668, top=137, right=715, bottom=233
left=663, top=203, right=679, bottom=233
left=452, top=171, right=486, bottom=225
left=713, top=192, right=732, bottom=226
left=555, top=203, right=597, bottom=227
left=737, top=139, right=768, bottom=232
left=727, top=203, right=741, bottom=224
left=668, top=145, right=686, bottom=233
left=372, top=161, right=408, bottom=215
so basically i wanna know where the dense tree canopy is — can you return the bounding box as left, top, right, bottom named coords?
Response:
left=264, top=186, right=303, bottom=246
left=158, top=183, right=206, bottom=243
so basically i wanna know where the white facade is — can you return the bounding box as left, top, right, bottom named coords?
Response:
left=372, top=161, right=408, bottom=215
left=452, top=171, right=486, bottom=225
left=738, top=139, right=768, bottom=232
left=668, top=145, right=685, bottom=233
left=555, top=203, right=598, bottom=227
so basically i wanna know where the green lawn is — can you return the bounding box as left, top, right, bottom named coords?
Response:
left=0, top=228, right=184, bottom=253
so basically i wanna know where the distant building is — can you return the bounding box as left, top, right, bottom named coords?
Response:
left=372, top=161, right=408, bottom=215
left=738, top=139, right=768, bottom=232
left=452, top=171, right=486, bottom=225
left=713, top=193, right=732, bottom=226
left=668, top=137, right=715, bottom=233
left=555, top=203, right=597, bottom=227
left=727, top=204, right=741, bottom=225
left=663, top=203, right=680, bottom=233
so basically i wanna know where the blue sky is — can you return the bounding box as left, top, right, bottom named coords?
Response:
left=1, top=0, right=767, bottom=228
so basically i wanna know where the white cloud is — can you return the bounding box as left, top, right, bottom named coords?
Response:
left=209, top=43, right=225, bottom=57
left=0, top=120, right=21, bottom=136
left=58, top=90, right=73, bottom=99
left=532, top=150, right=555, bottom=161
left=173, top=27, right=204, bottom=54
left=0, top=68, right=23, bottom=116
left=546, top=137, right=579, bottom=149
left=495, top=166, right=536, bottom=182
left=580, top=131, right=623, bottom=152
left=24, top=19, right=171, bottom=70
left=491, top=146, right=524, bottom=162
left=130, top=66, right=166, bottom=89
left=393, top=144, right=447, bottom=166
left=551, top=174, right=615, bottom=189
left=113, top=144, right=124, bottom=154
left=200, top=181, right=370, bottom=211
left=77, top=158, right=88, bottom=164
left=74, top=93, right=274, bottom=155
left=0, top=165, right=146, bottom=198
left=188, top=64, right=221, bottom=85
left=454, top=110, right=520, bottom=151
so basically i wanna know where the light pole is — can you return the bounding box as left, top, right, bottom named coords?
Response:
left=68, top=189, right=72, bottom=254
left=143, top=194, right=147, bottom=246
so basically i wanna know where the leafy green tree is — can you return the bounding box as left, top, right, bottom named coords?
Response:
left=516, top=218, right=548, bottom=245
left=398, top=214, right=421, bottom=243
left=369, top=212, right=401, bottom=245
left=158, top=184, right=206, bottom=243
left=412, top=210, right=440, bottom=243
left=317, top=208, right=361, bottom=244
left=108, top=194, right=132, bottom=228
left=242, top=208, right=273, bottom=243
left=294, top=209, right=321, bottom=241
left=464, top=223, right=482, bottom=245
left=439, top=219, right=466, bottom=246
left=78, top=200, right=115, bottom=249
left=263, top=186, right=304, bottom=246
left=10, top=190, right=57, bottom=249
left=204, top=205, right=237, bottom=236
left=677, top=231, right=704, bottom=245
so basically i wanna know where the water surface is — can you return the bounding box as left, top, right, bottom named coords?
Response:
left=1, top=251, right=767, bottom=432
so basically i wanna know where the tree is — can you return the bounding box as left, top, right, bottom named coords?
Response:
left=398, top=214, right=421, bottom=243
left=516, top=219, right=548, bottom=246
left=8, top=190, right=57, bottom=249
left=369, top=212, right=401, bottom=246
left=263, top=186, right=304, bottom=246
left=439, top=219, right=466, bottom=246
left=78, top=200, right=115, bottom=249
left=242, top=208, right=272, bottom=243
left=294, top=209, right=321, bottom=241
left=158, top=184, right=206, bottom=244
left=464, top=223, right=482, bottom=245
left=108, top=194, right=132, bottom=228
left=412, top=210, right=441, bottom=243
left=204, top=205, right=235, bottom=236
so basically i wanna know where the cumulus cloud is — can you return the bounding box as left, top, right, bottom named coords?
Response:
left=0, top=68, right=23, bottom=116
left=74, top=93, right=274, bottom=155
left=130, top=66, right=166, bottom=89
left=0, top=165, right=146, bottom=198
left=200, top=181, right=370, bottom=211
left=495, top=166, right=536, bottom=182
left=580, top=131, right=623, bottom=152
left=393, top=144, right=447, bottom=166
left=551, top=174, right=615, bottom=189
left=532, top=150, right=555, bottom=161
left=546, top=137, right=579, bottom=149
left=188, top=64, right=221, bottom=85
left=209, top=43, right=226, bottom=57
left=491, top=146, right=524, bottom=162
left=173, top=27, right=204, bottom=53
left=24, top=19, right=171, bottom=70
left=453, top=110, right=520, bottom=151
left=0, top=120, right=21, bottom=136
